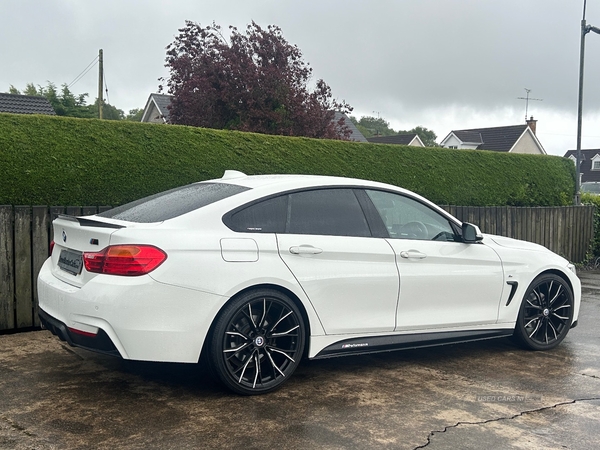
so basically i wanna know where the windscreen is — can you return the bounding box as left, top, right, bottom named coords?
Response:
left=98, top=183, right=250, bottom=223
left=581, top=183, right=600, bottom=194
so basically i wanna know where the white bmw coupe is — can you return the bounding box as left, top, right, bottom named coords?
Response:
left=38, top=171, right=580, bottom=394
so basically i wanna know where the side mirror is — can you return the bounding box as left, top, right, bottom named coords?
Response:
left=462, top=222, right=483, bottom=243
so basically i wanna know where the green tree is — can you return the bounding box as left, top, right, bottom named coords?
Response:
left=406, top=126, right=438, bottom=147
left=350, top=115, right=397, bottom=138
left=125, top=108, right=144, bottom=121
left=22, top=83, right=40, bottom=96
left=90, top=98, right=124, bottom=120
left=349, top=115, right=439, bottom=146
left=56, top=84, right=95, bottom=118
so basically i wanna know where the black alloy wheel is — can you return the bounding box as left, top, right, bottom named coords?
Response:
left=514, top=274, right=574, bottom=351
left=209, top=289, right=305, bottom=395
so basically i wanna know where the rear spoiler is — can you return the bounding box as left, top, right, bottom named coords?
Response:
left=57, top=214, right=125, bottom=229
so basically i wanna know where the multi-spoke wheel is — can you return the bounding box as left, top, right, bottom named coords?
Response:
left=513, top=274, right=574, bottom=350
left=209, top=289, right=305, bottom=395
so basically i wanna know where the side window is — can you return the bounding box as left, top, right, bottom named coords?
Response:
left=287, top=189, right=371, bottom=237
left=227, top=195, right=287, bottom=233
left=366, top=190, right=456, bottom=241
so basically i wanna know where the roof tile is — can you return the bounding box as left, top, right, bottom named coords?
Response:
left=453, top=124, right=528, bottom=152
left=0, top=93, right=56, bottom=115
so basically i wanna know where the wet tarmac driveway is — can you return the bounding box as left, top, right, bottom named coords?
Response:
left=1, top=272, right=599, bottom=449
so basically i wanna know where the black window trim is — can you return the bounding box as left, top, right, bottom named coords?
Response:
left=222, top=185, right=463, bottom=239
left=223, top=186, right=373, bottom=237
left=223, top=186, right=375, bottom=236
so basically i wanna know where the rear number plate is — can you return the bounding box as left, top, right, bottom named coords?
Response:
left=58, top=249, right=83, bottom=275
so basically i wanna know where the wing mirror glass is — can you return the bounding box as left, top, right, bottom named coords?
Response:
left=462, top=222, right=483, bottom=243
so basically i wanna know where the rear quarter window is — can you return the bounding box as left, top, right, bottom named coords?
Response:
left=226, top=195, right=288, bottom=233
left=98, top=183, right=249, bottom=223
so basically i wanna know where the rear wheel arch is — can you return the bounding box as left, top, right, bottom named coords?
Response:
left=205, top=285, right=308, bottom=394
left=200, top=283, right=312, bottom=364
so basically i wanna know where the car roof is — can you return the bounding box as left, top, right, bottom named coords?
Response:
left=205, top=171, right=407, bottom=193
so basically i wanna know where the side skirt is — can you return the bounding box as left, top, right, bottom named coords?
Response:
left=312, top=329, right=514, bottom=359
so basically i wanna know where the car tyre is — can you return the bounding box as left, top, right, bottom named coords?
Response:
left=513, top=274, right=574, bottom=351
left=209, top=289, right=305, bottom=395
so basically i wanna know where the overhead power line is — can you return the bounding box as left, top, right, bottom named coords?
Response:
left=68, top=55, right=99, bottom=89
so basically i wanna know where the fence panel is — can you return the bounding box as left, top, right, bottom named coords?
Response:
left=31, top=206, right=50, bottom=327
left=14, top=207, right=33, bottom=329
left=0, top=206, right=15, bottom=331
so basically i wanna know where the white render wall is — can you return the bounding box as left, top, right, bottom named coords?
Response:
left=511, top=130, right=544, bottom=154
left=441, top=134, right=478, bottom=149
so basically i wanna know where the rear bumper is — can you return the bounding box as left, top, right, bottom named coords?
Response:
left=37, top=258, right=227, bottom=363
left=39, top=308, right=121, bottom=357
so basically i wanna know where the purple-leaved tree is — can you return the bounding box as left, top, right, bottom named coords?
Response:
left=160, top=21, right=352, bottom=139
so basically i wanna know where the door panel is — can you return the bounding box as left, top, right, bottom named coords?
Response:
left=363, top=189, right=504, bottom=330
left=277, top=234, right=398, bottom=334
left=387, top=240, right=504, bottom=330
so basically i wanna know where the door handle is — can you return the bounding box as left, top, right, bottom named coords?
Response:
left=289, top=245, right=323, bottom=255
left=400, top=250, right=427, bottom=259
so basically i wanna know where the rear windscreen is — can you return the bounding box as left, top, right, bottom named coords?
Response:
left=98, top=183, right=250, bottom=223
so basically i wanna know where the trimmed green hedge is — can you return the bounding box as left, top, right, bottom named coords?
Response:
left=581, top=193, right=600, bottom=259
left=0, top=113, right=575, bottom=206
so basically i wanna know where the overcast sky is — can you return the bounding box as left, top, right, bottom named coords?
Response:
left=2, top=0, right=600, bottom=156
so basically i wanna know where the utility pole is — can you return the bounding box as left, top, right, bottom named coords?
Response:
left=98, top=49, right=103, bottom=119
left=576, top=0, right=600, bottom=205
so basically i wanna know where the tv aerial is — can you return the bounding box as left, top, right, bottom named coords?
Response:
left=517, top=88, right=543, bottom=121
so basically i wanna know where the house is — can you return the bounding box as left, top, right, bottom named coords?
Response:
left=333, top=112, right=368, bottom=142
left=0, top=93, right=56, bottom=115
left=141, top=93, right=174, bottom=123
left=440, top=117, right=545, bottom=154
left=563, top=149, right=600, bottom=184
left=367, top=133, right=425, bottom=147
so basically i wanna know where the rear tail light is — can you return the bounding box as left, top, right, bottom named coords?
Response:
left=83, top=245, right=167, bottom=276
left=49, top=240, right=55, bottom=256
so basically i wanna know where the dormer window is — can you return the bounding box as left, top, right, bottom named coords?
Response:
left=569, top=155, right=577, bottom=165
left=592, top=154, right=600, bottom=171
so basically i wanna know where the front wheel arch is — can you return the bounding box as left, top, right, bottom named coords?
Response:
left=513, top=272, right=574, bottom=351
left=540, top=269, right=574, bottom=297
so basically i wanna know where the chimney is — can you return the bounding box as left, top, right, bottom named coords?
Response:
left=526, top=116, right=537, bottom=135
